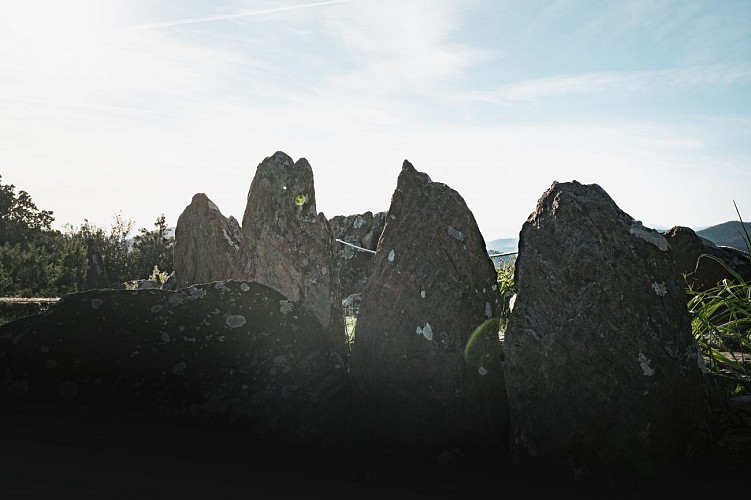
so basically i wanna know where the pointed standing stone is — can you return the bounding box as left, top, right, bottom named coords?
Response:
left=236, top=151, right=345, bottom=348
left=503, top=181, right=711, bottom=480
left=349, top=160, right=506, bottom=453
left=173, top=193, right=242, bottom=289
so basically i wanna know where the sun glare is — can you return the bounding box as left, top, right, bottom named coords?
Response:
left=1, top=1, right=116, bottom=99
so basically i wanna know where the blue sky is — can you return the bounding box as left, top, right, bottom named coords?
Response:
left=1, top=0, right=749, bottom=240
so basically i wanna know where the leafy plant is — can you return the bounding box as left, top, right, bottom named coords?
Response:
left=495, top=255, right=517, bottom=335
left=687, top=201, right=750, bottom=380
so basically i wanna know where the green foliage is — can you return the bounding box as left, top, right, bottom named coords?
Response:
left=149, top=265, right=169, bottom=285
left=687, top=201, right=750, bottom=381
left=495, top=255, right=517, bottom=335
left=131, top=214, right=174, bottom=280
left=0, top=175, right=54, bottom=246
left=0, top=175, right=175, bottom=297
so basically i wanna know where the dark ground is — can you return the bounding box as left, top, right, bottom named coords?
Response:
left=0, top=399, right=748, bottom=499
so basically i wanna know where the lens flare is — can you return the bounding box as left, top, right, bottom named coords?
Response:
left=463, top=317, right=501, bottom=368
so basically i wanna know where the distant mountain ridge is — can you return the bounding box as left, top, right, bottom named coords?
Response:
left=696, top=221, right=751, bottom=252
left=484, top=221, right=751, bottom=255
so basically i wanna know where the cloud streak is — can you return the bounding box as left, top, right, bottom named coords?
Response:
left=463, top=64, right=751, bottom=105
left=125, top=0, right=353, bottom=31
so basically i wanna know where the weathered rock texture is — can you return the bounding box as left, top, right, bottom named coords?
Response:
left=349, top=160, right=506, bottom=453
left=236, top=152, right=345, bottom=346
left=329, top=211, right=386, bottom=298
left=503, top=181, right=712, bottom=480
left=0, top=281, right=348, bottom=447
left=85, top=238, right=109, bottom=290
left=664, top=225, right=751, bottom=292
left=173, top=193, right=242, bottom=289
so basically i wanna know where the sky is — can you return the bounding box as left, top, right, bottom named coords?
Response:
left=1, top=0, right=750, bottom=241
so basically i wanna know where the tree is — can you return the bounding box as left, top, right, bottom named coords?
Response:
left=0, top=175, right=54, bottom=246
left=131, top=214, right=174, bottom=280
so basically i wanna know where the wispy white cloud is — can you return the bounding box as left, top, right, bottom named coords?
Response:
left=124, top=0, right=353, bottom=31
left=462, top=65, right=751, bottom=105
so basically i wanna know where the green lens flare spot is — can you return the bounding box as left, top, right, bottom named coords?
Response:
left=294, top=194, right=307, bottom=206
left=463, top=317, right=501, bottom=367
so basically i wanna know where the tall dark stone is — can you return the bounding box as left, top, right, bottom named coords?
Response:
left=503, top=181, right=712, bottom=480
left=349, top=160, right=506, bottom=453
left=236, top=152, right=345, bottom=349
left=85, top=238, right=109, bottom=290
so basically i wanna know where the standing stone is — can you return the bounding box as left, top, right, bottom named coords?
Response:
left=173, top=193, right=242, bottom=289
left=236, top=152, right=345, bottom=348
left=349, top=160, right=506, bottom=453
left=503, top=181, right=711, bottom=480
left=85, top=238, right=109, bottom=290
left=664, top=225, right=751, bottom=292
left=329, top=211, right=386, bottom=298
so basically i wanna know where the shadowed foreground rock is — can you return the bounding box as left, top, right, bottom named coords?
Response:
left=503, top=180, right=712, bottom=480
left=350, top=160, right=506, bottom=454
left=0, top=281, right=348, bottom=448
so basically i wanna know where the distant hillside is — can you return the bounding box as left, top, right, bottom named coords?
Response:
left=696, top=221, right=751, bottom=251
left=486, top=238, right=518, bottom=254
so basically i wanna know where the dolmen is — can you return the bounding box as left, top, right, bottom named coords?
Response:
left=0, top=154, right=725, bottom=485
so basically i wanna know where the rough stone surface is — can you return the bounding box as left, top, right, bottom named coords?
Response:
left=349, top=160, right=506, bottom=453
left=173, top=193, right=242, bottom=289
left=0, top=281, right=348, bottom=447
left=236, top=151, right=345, bottom=347
left=329, top=211, right=386, bottom=298
left=664, top=226, right=751, bottom=291
left=503, top=181, right=712, bottom=480
left=85, top=238, right=109, bottom=290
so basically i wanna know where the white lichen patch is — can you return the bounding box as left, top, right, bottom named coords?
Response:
left=388, top=249, right=395, bottom=262
left=240, top=282, right=250, bottom=292
left=651, top=282, right=668, bottom=296
left=279, top=300, right=294, bottom=316
left=40, top=345, right=49, bottom=353
left=91, top=298, right=104, bottom=310
left=189, top=287, right=206, bottom=300
left=225, top=315, right=247, bottom=328
left=485, top=302, right=492, bottom=319
left=158, top=332, right=169, bottom=343
left=150, top=304, right=164, bottom=314
left=353, top=215, right=365, bottom=229
left=478, top=366, right=488, bottom=376
left=416, top=323, right=433, bottom=341
left=629, top=221, right=669, bottom=251
left=447, top=226, right=464, bottom=242
left=173, top=361, right=187, bottom=376
left=178, top=325, right=185, bottom=332
left=420, top=290, right=426, bottom=299
left=222, top=228, right=239, bottom=251
left=46, top=359, right=58, bottom=370
left=638, top=353, right=655, bottom=376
